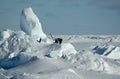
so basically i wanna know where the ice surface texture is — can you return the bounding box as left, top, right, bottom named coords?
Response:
left=20, top=7, right=47, bottom=39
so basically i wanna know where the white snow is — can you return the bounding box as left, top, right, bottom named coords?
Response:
left=0, top=31, right=120, bottom=79
left=20, top=7, right=47, bottom=40
left=93, top=44, right=120, bottom=59
left=49, top=43, right=77, bottom=59
left=0, top=29, right=12, bottom=41
left=1, top=8, right=120, bottom=79
left=107, top=47, right=120, bottom=59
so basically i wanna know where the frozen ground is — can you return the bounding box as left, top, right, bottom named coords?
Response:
left=0, top=30, right=120, bottom=79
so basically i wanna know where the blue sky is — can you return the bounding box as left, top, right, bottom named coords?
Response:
left=0, top=0, right=120, bottom=35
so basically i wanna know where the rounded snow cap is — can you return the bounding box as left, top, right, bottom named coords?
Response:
left=20, top=7, right=47, bottom=40
left=0, top=29, right=11, bottom=40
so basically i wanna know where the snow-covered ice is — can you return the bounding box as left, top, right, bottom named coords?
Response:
left=20, top=7, right=47, bottom=41
left=0, top=29, right=12, bottom=41
left=93, top=44, right=120, bottom=59
left=49, top=43, right=77, bottom=59
left=0, top=8, right=120, bottom=79
left=1, top=30, right=120, bottom=79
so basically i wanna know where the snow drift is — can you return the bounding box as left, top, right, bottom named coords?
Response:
left=0, top=30, right=38, bottom=69
left=20, top=7, right=47, bottom=40
left=48, top=43, right=77, bottom=59
left=93, top=44, right=120, bottom=59
left=0, top=29, right=11, bottom=40
left=69, top=50, right=120, bottom=74
left=0, top=30, right=120, bottom=78
left=0, top=29, right=78, bottom=69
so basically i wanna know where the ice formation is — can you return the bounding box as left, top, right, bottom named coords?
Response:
left=0, top=31, right=120, bottom=78
left=0, top=30, right=38, bottom=69
left=0, top=29, right=78, bottom=69
left=1, top=7, right=120, bottom=79
left=0, top=29, right=11, bottom=40
left=93, top=44, right=120, bottom=59
left=49, top=43, right=77, bottom=59
left=20, top=7, right=47, bottom=40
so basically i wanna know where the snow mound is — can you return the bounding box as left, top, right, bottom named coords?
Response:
left=0, top=30, right=39, bottom=69
left=11, top=69, right=82, bottom=79
left=108, top=47, right=120, bottom=59
left=0, top=29, right=12, bottom=41
left=0, top=29, right=77, bottom=69
left=20, top=7, right=47, bottom=40
left=70, top=50, right=120, bottom=74
left=48, top=43, right=77, bottom=59
left=93, top=44, right=120, bottom=59
left=1, top=33, right=120, bottom=78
